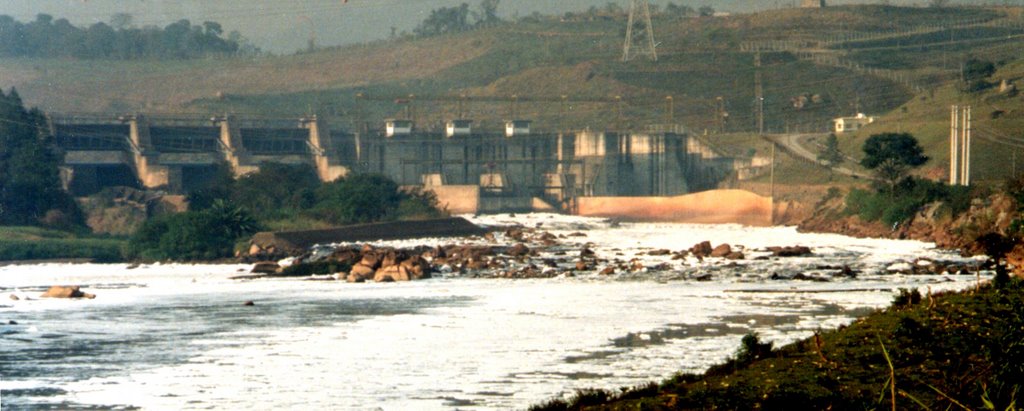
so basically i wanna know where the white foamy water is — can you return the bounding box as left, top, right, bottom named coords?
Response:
left=0, top=215, right=989, bottom=410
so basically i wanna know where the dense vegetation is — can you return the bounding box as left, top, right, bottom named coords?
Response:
left=127, top=164, right=443, bottom=261
left=843, top=133, right=969, bottom=226
left=532, top=275, right=1024, bottom=410
left=0, top=88, right=82, bottom=229
left=0, top=14, right=247, bottom=59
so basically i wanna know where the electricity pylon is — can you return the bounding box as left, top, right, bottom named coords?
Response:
left=622, top=0, right=657, bottom=62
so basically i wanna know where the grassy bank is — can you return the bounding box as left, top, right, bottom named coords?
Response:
left=533, top=275, right=1024, bottom=410
left=0, top=227, right=126, bottom=263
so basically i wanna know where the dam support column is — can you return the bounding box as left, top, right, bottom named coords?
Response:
left=126, top=114, right=173, bottom=189
left=303, top=115, right=349, bottom=182
left=214, top=115, right=259, bottom=177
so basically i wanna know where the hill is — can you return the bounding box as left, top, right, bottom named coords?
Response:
left=2, top=5, right=1024, bottom=186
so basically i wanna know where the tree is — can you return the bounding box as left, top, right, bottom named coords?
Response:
left=0, top=88, right=83, bottom=228
left=414, top=3, right=472, bottom=36
left=109, top=13, right=132, bottom=30
left=860, top=133, right=928, bottom=194
left=474, top=0, right=501, bottom=27
left=817, top=133, right=844, bottom=172
left=313, top=174, right=405, bottom=224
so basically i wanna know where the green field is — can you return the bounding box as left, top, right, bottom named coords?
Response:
left=0, top=227, right=126, bottom=263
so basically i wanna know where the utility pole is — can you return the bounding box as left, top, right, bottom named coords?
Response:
left=950, top=105, right=972, bottom=186
left=754, top=52, right=765, bottom=135
left=769, top=142, right=776, bottom=225
left=665, top=95, right=674, bottom=125
left=622, top=0, right=657, bottom=62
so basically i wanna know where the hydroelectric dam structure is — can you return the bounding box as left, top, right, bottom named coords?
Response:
left=51, top=114, right=747, bottom=214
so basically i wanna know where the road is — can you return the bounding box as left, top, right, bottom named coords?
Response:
left=765, top=133, right=875, bottom=180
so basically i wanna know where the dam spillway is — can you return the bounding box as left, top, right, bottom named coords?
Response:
left=50, top=114, right=741, bottom=213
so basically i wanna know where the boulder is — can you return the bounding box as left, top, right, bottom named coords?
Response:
left=248, top=243, right=262, bottom=256
left=508, top=243, right=531, bottom=257
left=41, top=286, right=95, bottom=299
left=575, top=260, right=591, bottom=271
left=9, top=294, right=19, bottom=301
left=710, top=244, right=732, bottom=258
left=767, top=246, right=813, bottom=257
left=725, top=252, right=745, bottom=260
left=648, top=249, right=672, bottom=256
left=690, top=241, right=713, bottom=258
left=360, top=253, right=382, bottom=269
left=346, top=272, right=367, bottom=283
left=600, top=266, right=616, bottom=275
left=251, top=261, right=280, bottom=274
left=374, top=265, right=409, bottom=282
left=349, top=264, right=376, bottom=280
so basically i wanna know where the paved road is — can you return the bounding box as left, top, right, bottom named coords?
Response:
left=765, top=133, right=875, bottom=180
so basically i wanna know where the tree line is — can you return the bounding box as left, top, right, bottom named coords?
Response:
left=0, top=13, right=253, bottom=60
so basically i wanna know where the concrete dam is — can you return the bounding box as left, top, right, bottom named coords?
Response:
left=51, top=114, right=751, bottom=216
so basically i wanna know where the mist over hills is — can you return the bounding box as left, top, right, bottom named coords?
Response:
left=0, top=0, right=956, bottom=53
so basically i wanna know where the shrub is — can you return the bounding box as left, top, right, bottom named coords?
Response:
left=128, top=202, right=260, bottom=261
left=735, top=333, right=773, bottom=364
left=892, top=288, right=922, bottom=308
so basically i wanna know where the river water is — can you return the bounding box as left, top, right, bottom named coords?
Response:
left=0, top=214, right=988, bottom=410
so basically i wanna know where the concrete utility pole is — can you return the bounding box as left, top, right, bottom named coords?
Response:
left=950, top=105, right=971, bottom=186
left=754, top=52, right=765, bottom=135
left=622, top=0, right=658, bottom=62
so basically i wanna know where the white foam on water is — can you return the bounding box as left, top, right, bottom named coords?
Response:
left=0, top=215, right=988, bottom=410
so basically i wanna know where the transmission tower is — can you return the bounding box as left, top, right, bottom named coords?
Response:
left=622, top=0, right=657, bottom=62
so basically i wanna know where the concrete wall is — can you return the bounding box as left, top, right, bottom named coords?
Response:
left=577, top=189, right=773, bottom=226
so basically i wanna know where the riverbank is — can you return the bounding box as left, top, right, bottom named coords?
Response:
left=530, top=272, right=1023, bottom=410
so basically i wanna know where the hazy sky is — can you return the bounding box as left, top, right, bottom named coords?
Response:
left=0, top=0, right=972, bottom=53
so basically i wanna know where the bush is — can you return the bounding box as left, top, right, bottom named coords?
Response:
left=735, top=333, right=773, bottom=364
left=845, top=178, right=974, bottom=226
left=128, top=202, right=260, bottom=261
left=313, top=174, right=415, bottom=225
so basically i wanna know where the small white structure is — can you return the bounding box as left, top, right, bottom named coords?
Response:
left=504, top=120, right=532, bottom=137
left=833, top=113, right=874, bottom=134
left=421, top=173, right=444, bottom=187
left=445, top=119, right=473, bottom=138
left=385, top=119, right=413, bottom=137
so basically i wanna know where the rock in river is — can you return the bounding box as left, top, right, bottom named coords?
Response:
left=40, top=286, right=95, bottom=299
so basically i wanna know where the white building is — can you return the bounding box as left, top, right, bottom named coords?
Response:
left=504, top=120, right=532, bottom=137
left=833, top=113, right=874, bottom=134
left=445, top=119, right=473, bottom=138
left=385, top=119, right=413, bottom=137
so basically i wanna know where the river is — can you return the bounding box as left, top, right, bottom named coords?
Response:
left=0, top=214, right=989, bottom=410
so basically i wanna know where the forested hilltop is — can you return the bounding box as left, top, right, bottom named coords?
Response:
left=0, top=14, right=255, bottom=59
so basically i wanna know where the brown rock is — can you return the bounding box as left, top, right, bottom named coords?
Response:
left=349, top=264, right=376, bottom=280
left=251, top=261, right=280, bottom=274
left=600, top=266, right=616, bottom=275
left=508, top=243, right=531, bottom=257
left=360, top=253, right=382, bottom=269
left=248, top=244, right=262, bottom=256
left=243, top=300, right=255, bottom=306
left=41, top=286, right=95, bottom=299
left=768, top=246, right=813, bottom=257
left=575, top=260, right=591, bottom=271
left=725, top=252, right=745, bottom=260
left=374, top=265, right=410, bottom=282
left=690, top=241, right=713, bottom=257
left=346, top=273, right=366, bottom=283
left=648, top=249, right=671, bottom=256
left=9, top=294, right=19, bottom=301
left=710, top=244, right=732, bottom=258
